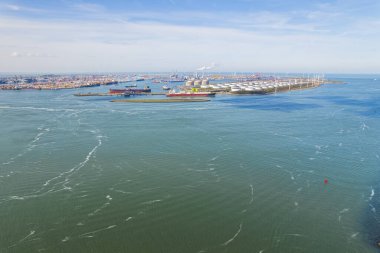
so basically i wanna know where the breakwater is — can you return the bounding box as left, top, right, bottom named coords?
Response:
left=111, top=98, right=210, bottom=103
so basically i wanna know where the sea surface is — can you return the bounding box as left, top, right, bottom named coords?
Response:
left=1, top=75, right=380, bottom=253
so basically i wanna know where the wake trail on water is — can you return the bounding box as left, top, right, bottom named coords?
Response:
left=0, top=105, right=76, bottom=112
left=249, top=184, right=254, bottom=204
left=370, top=186, right=375, bottom=201
left=88, top=195, right=113, bottom=217
left=78, top=225, right=117, bottom=238
left=222, top=223, right=243, bottom=246
left=8, top=230, right=35, bottom=248
left=1, top=133, right=104, bottom=203
left=44, top=136, right=102, bottom=187
left=1, top=107, right=80, bottom=168
left=1, top=126, right=50, bottom=166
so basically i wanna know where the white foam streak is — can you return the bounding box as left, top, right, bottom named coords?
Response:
left=2, top=127, right=50, bottom=166
left=43, top=137, right=102, bottom=187
left=360, top=122, right=369, bottom=131
left=31, top=128, right=50, bottom=144
left=9, top=196, right=25, bottom=200
left=285, top=233, right=305, bottom=237
left=2, top=135, right=103, bottom=203
left=113, top=189, right=132, bottom=194
left=79, top=225, right=117, bottom=238
left=249, top=184, right=254, bottom=204
left=142, top=199, right=162, bottom=205
left=369, top=204, right=376, bottom=213
left=370, top=187, right=375, bottom=200
left=0, top=105, right=76, bottom=112
left=351, top=232, right=359, bottom=238
left=8, top=230, right=35, bottom=248
left=61, top=236, right=70, bottom=242
left=210, top=156, right=219, bottom=161
left=222, top=223, right=242, bottom=246
left=88, top=195, right=112, bottom=216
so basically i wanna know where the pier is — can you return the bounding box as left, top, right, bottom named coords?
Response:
left=74, top=92, right=167, bottom=97
left=74, top=93, right=120, bottom=97
left=111, top=98, right=210, bottom=103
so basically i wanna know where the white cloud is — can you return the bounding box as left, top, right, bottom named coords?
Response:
left=11, top=51, right=21, bottom=57
left=197, top=63, right=217, bottom=71
left=72, top=3, right=105, bottom=13
left=0, top=6, right=379, bottom=73
left=0, top=3, right=43, bottom=12
left=10, top=51, right=55, bottom=58
left=6, top=4, right=21, bottom=11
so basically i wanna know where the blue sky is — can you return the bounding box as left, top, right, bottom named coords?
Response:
left=0, top=0, right=379, bottom=73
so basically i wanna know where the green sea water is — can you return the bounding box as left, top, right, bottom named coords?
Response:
left=1, top=75, right=380, bottom=253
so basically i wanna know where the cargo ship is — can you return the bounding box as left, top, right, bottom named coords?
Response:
left=109, top=89, right=129, bottom=94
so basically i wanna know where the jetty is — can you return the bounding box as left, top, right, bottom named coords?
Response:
left=74, top=92, right=167, bottom=97
left=111, top=98, right=210, bottom=103
left=74, top=92, right=120, bottom=97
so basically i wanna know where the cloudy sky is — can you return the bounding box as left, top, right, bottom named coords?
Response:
left=0, top=0, right=379, bottom=73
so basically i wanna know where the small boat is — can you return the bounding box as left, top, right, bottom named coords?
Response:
left=135, top=77, right=145, bottom=82
left=162, top=85, right=171, bottom=90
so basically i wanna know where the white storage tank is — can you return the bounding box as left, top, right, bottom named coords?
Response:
left=230, top=87, right=241, bottom=92
left=201, top=79, right=209, bottom=85
left=194, top=80, right=202, bottom=87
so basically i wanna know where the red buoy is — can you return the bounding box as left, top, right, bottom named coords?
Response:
left=324, top=179, right=328, bottom=184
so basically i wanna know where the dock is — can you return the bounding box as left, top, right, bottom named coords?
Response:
left=111, top=98, right=210, bottom=103
left=74, top=93, right=120, bottom=97
left=74, top=92, right=168, bottom=97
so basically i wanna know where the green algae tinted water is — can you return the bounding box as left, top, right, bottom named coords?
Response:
left=1, top=75, right=380, bottom=253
